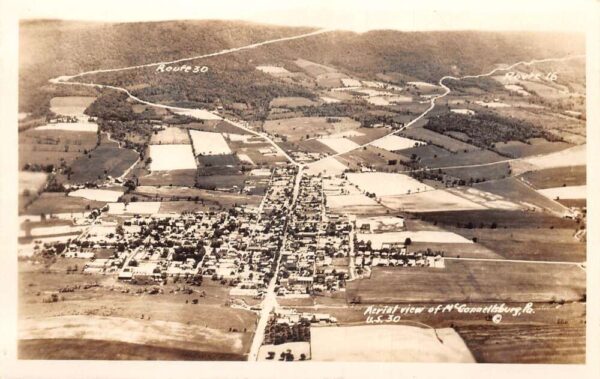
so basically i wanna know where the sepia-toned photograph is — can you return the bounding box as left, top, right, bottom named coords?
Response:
left=1, top=0, right=599, bottom=376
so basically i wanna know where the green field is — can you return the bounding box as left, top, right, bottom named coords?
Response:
left=23, top=192, right=106, bottom=215
left=69, top=138, right=138, bottom=183
left=520, top=165, right=586, bottom=189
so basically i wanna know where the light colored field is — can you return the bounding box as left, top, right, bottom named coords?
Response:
left=310, top=325, right=475, bottom=362
left=320, top=96, right=341, bottom=103
left=341, top=78, right=362, bottom=87
left=357, top=231, right=472, bottom=248
left=258, top=342, right=310, bottom=361
left=447, top=187, right=521, bottom=210
left=189, top=130, right=232, bottom=155
left=346, top=172, right=432, bottom=197
left=150, top=127, right=190, bottom=144
left=256, top=65, right=290, bottom=74
left=356, top=216, right=405, bottom=232
left=263, top=117, right=360, bottom=142
left=19, top=315, right=245, bottom=355
left=35, top=122, right=98, bottom=132
left=29, top=225, right=83, bottom=237
left=19, top=171, right=47, bottom=194
left=504, top=84, right=530, bottom=96
left=327, top=194, right=379, bottom=208
left=316, top=137, right=360, bottom=154
left=68, top=188, right=124, bottom=202
left=149, top=145, right=197, bottom=171
left=237, top=153, right=255, bottom=165
left=173, top=108, right=221, bottom=120
left=522, top=145, right=586, bottom=169
left=371, top=135, right=424, bottom=151
left=538, top=185, right=586, bottom=200
left=408, top=81, right=439, bottom=88
left=106, top=202, right=162, bottom=215
left=306, top=157, right=348, bottom=176
left=269, top=97, right=317, bottom=108
left=475, top=101, right=510, bottom=108
left=450, top=109, right=475, bottom=115
left=380, top=190, right=486, bottom=212
left=249, top=168, right=272, bottom=176
left=49, top=96, right=96, bottom=117
left=327, top=130, right=365, bottom=138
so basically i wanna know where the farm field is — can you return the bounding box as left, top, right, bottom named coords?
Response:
left=135, top=167, right=194, bottom=186
left=346, top=173, right=432, bottom=197
left=400, top=127, right=477, bottom=152
left=520, top=165, right=586, bottom=189
left=310, top=325, right=475, bottom=362
left=19, top=171, right=47, bottom=193
left=370, top=135, right=424, bottom=151
left=68, top=188, right=123, bottom=202
left=35, top=122, right=98, bottom=133
left=380, top=190, right=485, bottom=213
left=49, top=96, right=96, bottom=116
left=269, top=97, right=317, bottom=108
left=493, top=138, right=573, bottom=158
left=23, top=192, right=106, bottom=215
left=189, top=130, right=232, bottom=155
left=19, top=129, right=98, bottom=167
left=148, top=144, right=196, bottom=171
left=416, top=209, right=579, bottom=229
left=316, top=137, right=360, bottom=154
left=418, top=149, right=506, bottom=169
left=407, top=242, right=502, bottom=259
left=521, top=144, right=586, bottom=170
left=131, top=186, right=262, bottom=206
left=356, top=231, right=472, bottom=248
left=19, top=339, right=244, bottom=360
left=305, top=157, right=347, bottom=176
left=263, top=117, right=360, bottom=141
left=18, top=263, right=256, bottom=360
left=474, top=177, right=568, bottom=215
left=149, top=127, right=190, bottom=144
left=337, top=146, right=406, bottom=172
left=346, top=259, right=585, bottom=303
left=440, top=162, right=511, bottom=182
left=538, top=185, right=586, bottom=200
left=455, top=324, right=585, bottom=363
left=106, top=202, right=162, bottom=215
left=70, top=139, right=138, bottom=183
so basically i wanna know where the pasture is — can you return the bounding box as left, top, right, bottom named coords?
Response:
left=538, top=185, right=586, bottom=200
left=356, top=231, right=472, bottom=248
left=399, top=127, right=477, bottom=152
left=346, top=259, right=585, bottom=303
left=493, top=138, right=572, bottom=158
left=148, top=144, right=196, bottom=171
left=263, top=117, right=360, bottom=142
left=346, top=172, right=433, bottom=197
left=19, top=129, right=98, bottom=167
left=35, top=122, right=98, bottom=133
left=310, top=325, right=474, bottom=362
left=24, top=192, right=106, bottom=215
left=371, top=135, right=424, bottom=152
left=68, top=188, right=124, bottom=202
left=189, top=130, right=232, bottom=155
left=520, top=165, right=586, bottom=189
left=49, top=96, right=96, bottom=117
left=149, top=127, right=190, bottom=144
left=70, top=140, right=138, bottom=183
left=316, top=137, right=360, bottom=154
left=380, top=190, right=485, bottom=213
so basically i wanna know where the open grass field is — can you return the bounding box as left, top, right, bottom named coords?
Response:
left=380, top=190, right=485, bottom=213
left=19, top=129, right=98, bottom=167
left=520, top=165, right=586, bottom=189
left=138, top=169, right=196, bottom=187
left=371, top=135, right=424, bottom=152
left=269, top=96, right=317, bottom=108
left=19, top=338, right=245, bottom=360
left=19, top=171, right=47, bottom=194
left=455, top=324, right=585, bottom=363
left=23, top=192, right=106, bottom=215
left=337, top=146, right=406, bottom=172
left=522, top=144, right=586, bottom=170
left=190, top=130, right=232, bottom=155
left=18, top=261, right=257, bottom=359
left=35, top=122, right=98, bottom=133
left=70, top=139, right=138, bottom=183
left=131, top=186, right=262, bottom=206
left=263, top=116, right=360, bottom=141
left=49, top=96, right=95, bottom=116
left=148, top=144, right=196, bottom=171
left=149, top=127, right=190, bottom=144
left=68, top=188, right=124, bottom=202
left=356, top=231, right=472, bottom=248
left=407, top=242, right=502, bottom=259
left=347, top=259, right=585, bottom=303
left=493, top=138, right=573, bottom=158
left=400, top=127, right=477, bottom=152
left=310, top=325, right=475, bottom=362
left=316, top=137, right=360, bottom=154
left=538, top=185, right=586, bottom=200
left=347, top=172, right=432, bottom=197
left=418, top=149, right=505, bottom=169
left=441, top=162, right=512, bottom=182
left=474, top=177, right=567, bottom=215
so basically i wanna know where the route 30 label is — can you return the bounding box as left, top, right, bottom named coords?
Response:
left=156, top=63, right=208, bottom=73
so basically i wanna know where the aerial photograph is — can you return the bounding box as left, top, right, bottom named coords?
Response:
left=11, top=0, right=590, bottom=366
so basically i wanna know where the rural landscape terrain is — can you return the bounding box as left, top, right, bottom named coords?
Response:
left=17, top=19, right=586, bottom=363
